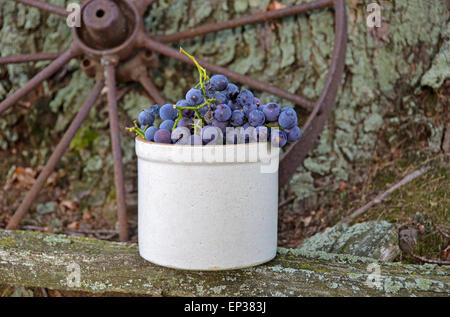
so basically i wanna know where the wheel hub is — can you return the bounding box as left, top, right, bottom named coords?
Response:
left=73, top=0, right=142, bottom=61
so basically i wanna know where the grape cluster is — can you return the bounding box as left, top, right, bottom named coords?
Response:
left=129, top=50, right=302, bottom=148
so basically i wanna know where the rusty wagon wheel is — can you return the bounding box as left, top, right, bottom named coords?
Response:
left=0, top=0, right=347, bottom=242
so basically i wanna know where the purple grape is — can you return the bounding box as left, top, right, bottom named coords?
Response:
left=199, top=105, right=210, bottom=116
left=285, top=126, right=302, bottom=142
left=237, top=90, right=254, bottom=108
left=228, top=100, right=241, bottom=111
left=160, top=104, right=178, bottom=121
left=214, top=104, right=232, bottom=122
left=253, top=98, right=261, bottom=107
left=204, top=84, right=216, bottom=99
left=225, top=83, right=239, bottom=101
left=154, top=129, right=171, bottom=144
left=159, top=120, right=175, bottom=131
left=138, top=110, right=155, bottom=126
left=210, top=74, right=228, bottom=91
left=149, top=104, right=160, bottom=117
left=248, top=109, right=266, bottom=127
left=177, top=118, right=193, bottom=129
left=144, top=126, right=158, bottom=141
left=189, top=134, right=203, bottom=145
left=212, top=92, right=228, bottom=105
left=271, top=129, right=287, bottom=147
left=186, top=88, right=204, bottom=106
left=243, top=103, right=257, bottom=118
left=171, top=127, right=190, bottom=144
left=230, top=110, right=245, bottom=127
left=263, top=102, right=280, bottom=122
left=176, top=99, right=190, bottom=108
left=278, top=108, right=297, bottom=129
left=212, top=119, right=229, bottom=134
left=176, top=100, right=194, bottom=118
left=182, top=109, right=194, bottom=118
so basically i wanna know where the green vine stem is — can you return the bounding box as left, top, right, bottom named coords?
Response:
left=172, top=98, right=216, bottom=131
left=264, top=122, right=283, bottom=130
left=170, top=50, right=219, bottom=133
left=127, top=121, right=147, bottom=138
left=180, top=47, right=210, bottom=95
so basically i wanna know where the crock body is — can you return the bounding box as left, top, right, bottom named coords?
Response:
left=135, top=138, right=279, bottom=270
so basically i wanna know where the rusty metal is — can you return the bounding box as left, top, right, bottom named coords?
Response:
left=0, top=52, right=62, bottom=64
left=1, top=0, right=347, bottom=241
left=14, top=0, right=68, bottom=17
left=115, top=50, right=165, bottom=104
left=134, top=0, right=156, bottom=12
left=116, top=51, right=158, bottom=82
left=103, top=56, right=128, bottom=242
left=6, top=80, right=105, bottom=230
left=73, top=0, right=142, bottom=61
left=155, top=0, right=333, bottom=43
left=80, top=57, right=100, bottom=78
left=138, top=74, right=166, bottom=105
left=0, top=44, right=81, bottom=114
left=82, top=0, right=128, bottom=49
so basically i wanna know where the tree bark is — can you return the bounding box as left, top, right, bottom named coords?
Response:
left=0, top=229, right=448, bottom=296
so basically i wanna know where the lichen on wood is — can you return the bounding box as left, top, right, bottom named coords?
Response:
left=0, top=230, right=448, bottom=296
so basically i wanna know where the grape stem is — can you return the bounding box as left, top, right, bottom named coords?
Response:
left=173, top=109, right=183, bottom=132
left=127, top=121, right=147, bottom=138
left=180, top=48, right=210, bottom=96
left=172, top=98, right=216, bottom=131
left=169, top=48, right=219, bottom=132
left=264, top=122, right=283, bottom=130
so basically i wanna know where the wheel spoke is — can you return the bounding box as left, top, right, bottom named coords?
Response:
left=138, top=74, right=166, bottom=105
left=116, top=84, right=136, bottom=102
left=14, top=0, right=67, bottom=17
left=135, top=0, right=156, bottom=12
left=6, top=80, right=104, bottom=230
left=0, top=52, right=63, bottom=65
left=155, top=0, right=333, bottom=43
left=0, top=44, right=81, bottom=115
left=138, top=35, right=314, bottom=110
left=103, top=57, right=129, bottom=242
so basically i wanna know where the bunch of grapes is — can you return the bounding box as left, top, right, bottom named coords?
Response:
left=129, top=49, right=302, bottom=147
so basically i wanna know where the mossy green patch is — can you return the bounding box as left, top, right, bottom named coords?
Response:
left=355, top=155, right=449, bottom=225
left=70, top=128, right=99, bottom=152
left=353, top=154, right=449, bottom=264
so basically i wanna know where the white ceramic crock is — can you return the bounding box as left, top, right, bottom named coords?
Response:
left=135, top=137, right=280, bottom=270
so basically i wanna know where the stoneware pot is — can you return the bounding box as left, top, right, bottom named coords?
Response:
left=135, top=137, right=280, bottom=270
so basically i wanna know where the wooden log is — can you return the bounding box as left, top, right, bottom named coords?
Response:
left=0, top=230, right=448, bottom=296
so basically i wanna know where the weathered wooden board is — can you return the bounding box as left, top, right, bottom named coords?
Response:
left=0, top=230, right=448, bottom=296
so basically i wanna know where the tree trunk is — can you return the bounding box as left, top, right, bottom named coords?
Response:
left=0, top=229, right=448, bottom=296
